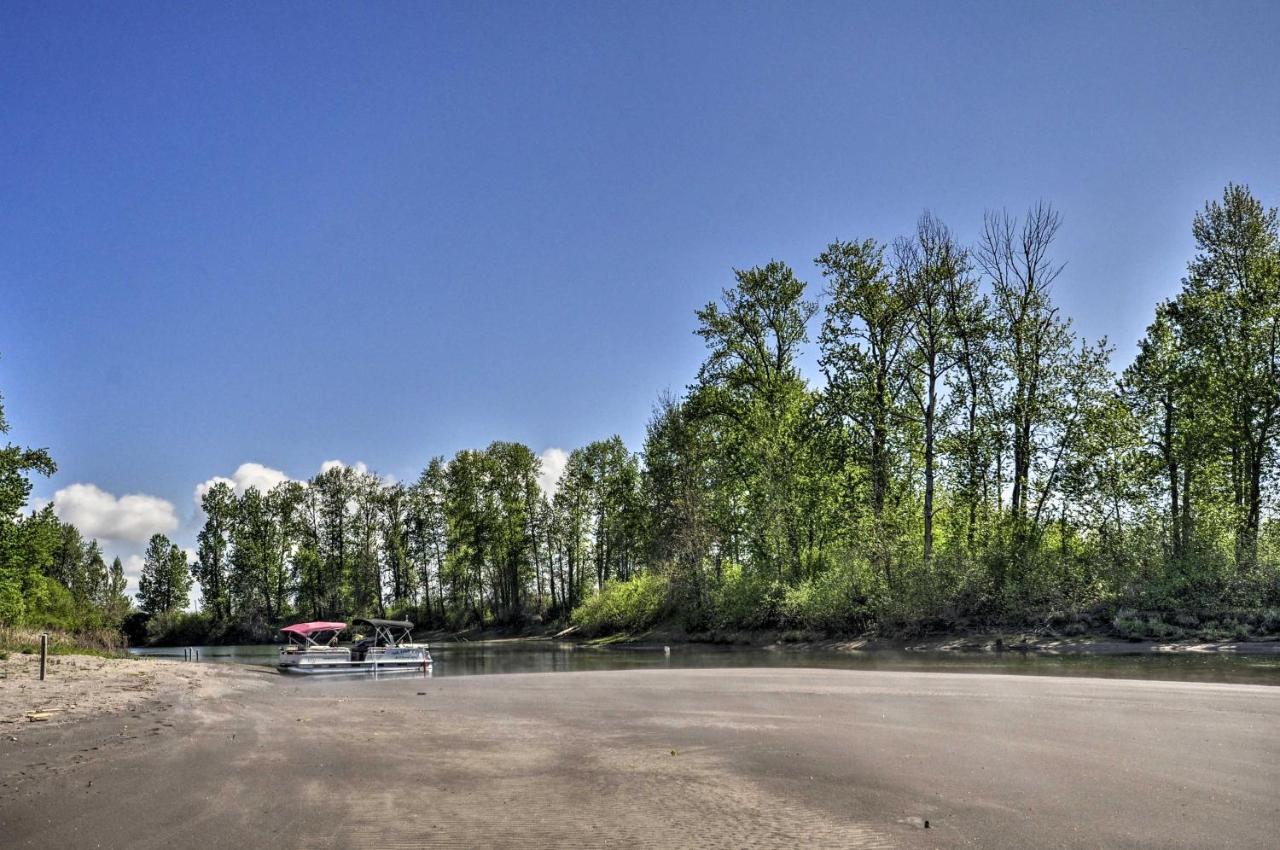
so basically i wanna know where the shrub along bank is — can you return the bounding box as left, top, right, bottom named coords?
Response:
left=571, top=569, right=1280, bottom=644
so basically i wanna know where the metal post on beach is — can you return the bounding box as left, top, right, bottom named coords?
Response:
left=39, top=633, right=47, bottom=681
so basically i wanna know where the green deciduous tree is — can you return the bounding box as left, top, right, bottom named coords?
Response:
left=1172, top=184, right=1280, bottom=568
left=193, top=481, right=236, bottom=623
left=818, top=238, right=911, bottom=586
left=137, top=533, right=192, bottom=616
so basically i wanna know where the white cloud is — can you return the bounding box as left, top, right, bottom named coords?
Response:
left=320, top=459, right=394, bottom=484
left=194, top=462, right=292, bottom=507
left=235, top=462, right=290, bottom=493
left=537, top=447, right=569, bottom=498
left=193, top=476, right=236, bottom=505
left=52, top=483, right=179, bottom=544
left=122, top=554, right=144, bottom=595
left=321, top=459, right=369, bottom=475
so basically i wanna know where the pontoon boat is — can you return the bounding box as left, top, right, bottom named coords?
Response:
left=277, top=619, right=431, bottom=675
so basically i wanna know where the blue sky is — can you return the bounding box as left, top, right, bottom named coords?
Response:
left=2, top=2, right=1279, bottom=588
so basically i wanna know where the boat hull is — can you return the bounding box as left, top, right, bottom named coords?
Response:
left=277, top=658, right=431, bottom=675
left=278, top=647, right=431, bottom=675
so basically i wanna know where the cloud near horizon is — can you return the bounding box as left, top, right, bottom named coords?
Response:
left=122, top=554, right=144, bottom=595
left=537, top=447, right=568, bottom=498
left=193, top=460, right=397, bottom=510
left=321, top=458, right=366, bottom=474
left=51, top=483, right=179, bottom=544
left=193, top=461, right=293, bottom=507
left=320, top=459, right=398, bottom=486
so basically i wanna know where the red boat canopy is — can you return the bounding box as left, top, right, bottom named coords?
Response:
left=280, top=621, right=348, bottom=636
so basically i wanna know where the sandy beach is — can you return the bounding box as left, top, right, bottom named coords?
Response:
left=1, top=657, right=1277, bottom=848
left=0, top=652, right=261, bottom=728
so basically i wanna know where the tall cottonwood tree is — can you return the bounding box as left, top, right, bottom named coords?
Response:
left=818, top=238, right=911, bottom=586
left=976, top=204, right=1075, bottom=551
left=642, top=392, right=714, bottom=617
left=193, top=481, right=235, bottom=623
left=1172, top=184, right=1280, bottom=568
left=137, top=533, right=191, bottom=616
left=692, top=261, right=822, bottom=582
left=100, top=556, right=131, bottom=625
left=380, top=483, right=413, bottom=611
left=941, top=245, right=999, bottom=554
left=895, top=212, right=969, bottom=566
left=1123, top=304, right=1194, bottom=559
left=407, top=458, right=449, bottom=621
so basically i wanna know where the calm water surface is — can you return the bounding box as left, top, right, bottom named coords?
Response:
left=129, top=640, right=1280, bottom=685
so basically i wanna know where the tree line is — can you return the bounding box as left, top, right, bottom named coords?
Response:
left=0, top=406, right=130, bottom=633
left=3, top=184, right=1278, bottom=642
left=169, top=436, right=645, bottom=638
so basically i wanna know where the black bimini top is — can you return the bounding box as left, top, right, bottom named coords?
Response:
left=351, top=618, right=414, bottom=630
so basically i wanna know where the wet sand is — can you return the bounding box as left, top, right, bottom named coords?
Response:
left=1, top=662, right=1276, bottom=848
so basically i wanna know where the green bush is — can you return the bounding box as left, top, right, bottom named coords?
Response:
left=0, top=582, right=24, bottom=625
left=572, top=572, right=670, bottom=636
left=710, top=564, right=785, bottom=630
left=780, top=566, right=871, bottom=634
left=143, top=610, right=213, bottom=646
left=3, top=576, right=117, bottom=633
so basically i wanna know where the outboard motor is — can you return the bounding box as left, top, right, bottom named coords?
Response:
left=352, top=638, right=374, bottom=662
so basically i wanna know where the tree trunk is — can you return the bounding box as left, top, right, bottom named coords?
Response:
left=1164, top=393, right=1180, bottom=559
left=923, top=372, right=937, bottom=567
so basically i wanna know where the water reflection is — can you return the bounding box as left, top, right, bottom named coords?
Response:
left=129, top=640, right=1280, bottom=685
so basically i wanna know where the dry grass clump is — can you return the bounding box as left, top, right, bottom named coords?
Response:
left=0, top=625, right=126, bottom=658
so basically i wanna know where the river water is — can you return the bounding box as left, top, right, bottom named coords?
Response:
left=129, top=640, right=1280, bottom=685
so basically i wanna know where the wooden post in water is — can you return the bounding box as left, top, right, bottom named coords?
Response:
left=39, top=633, right=48, bottom=681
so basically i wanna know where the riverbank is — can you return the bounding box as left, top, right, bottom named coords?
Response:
left=421, top=612, right=1280, bottom=656
left=581, top=625, right=1280, bottom=656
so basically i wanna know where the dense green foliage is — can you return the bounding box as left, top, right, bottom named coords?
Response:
left=572, top=571, right=669, bottom=636
left=3, top=185, right=1279, bottom=643
left=185, top=438, right=646, bottom=636
left=137, top=533, right=193, bottom=617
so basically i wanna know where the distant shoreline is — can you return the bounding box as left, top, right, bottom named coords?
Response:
left=381, top=626, right=1280, bottom=659
left=585, top=630, right=1280, bottom=656
left=442, top=621, right=1280, bottom=656
left=127, top=624, right=1280, bottom=657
